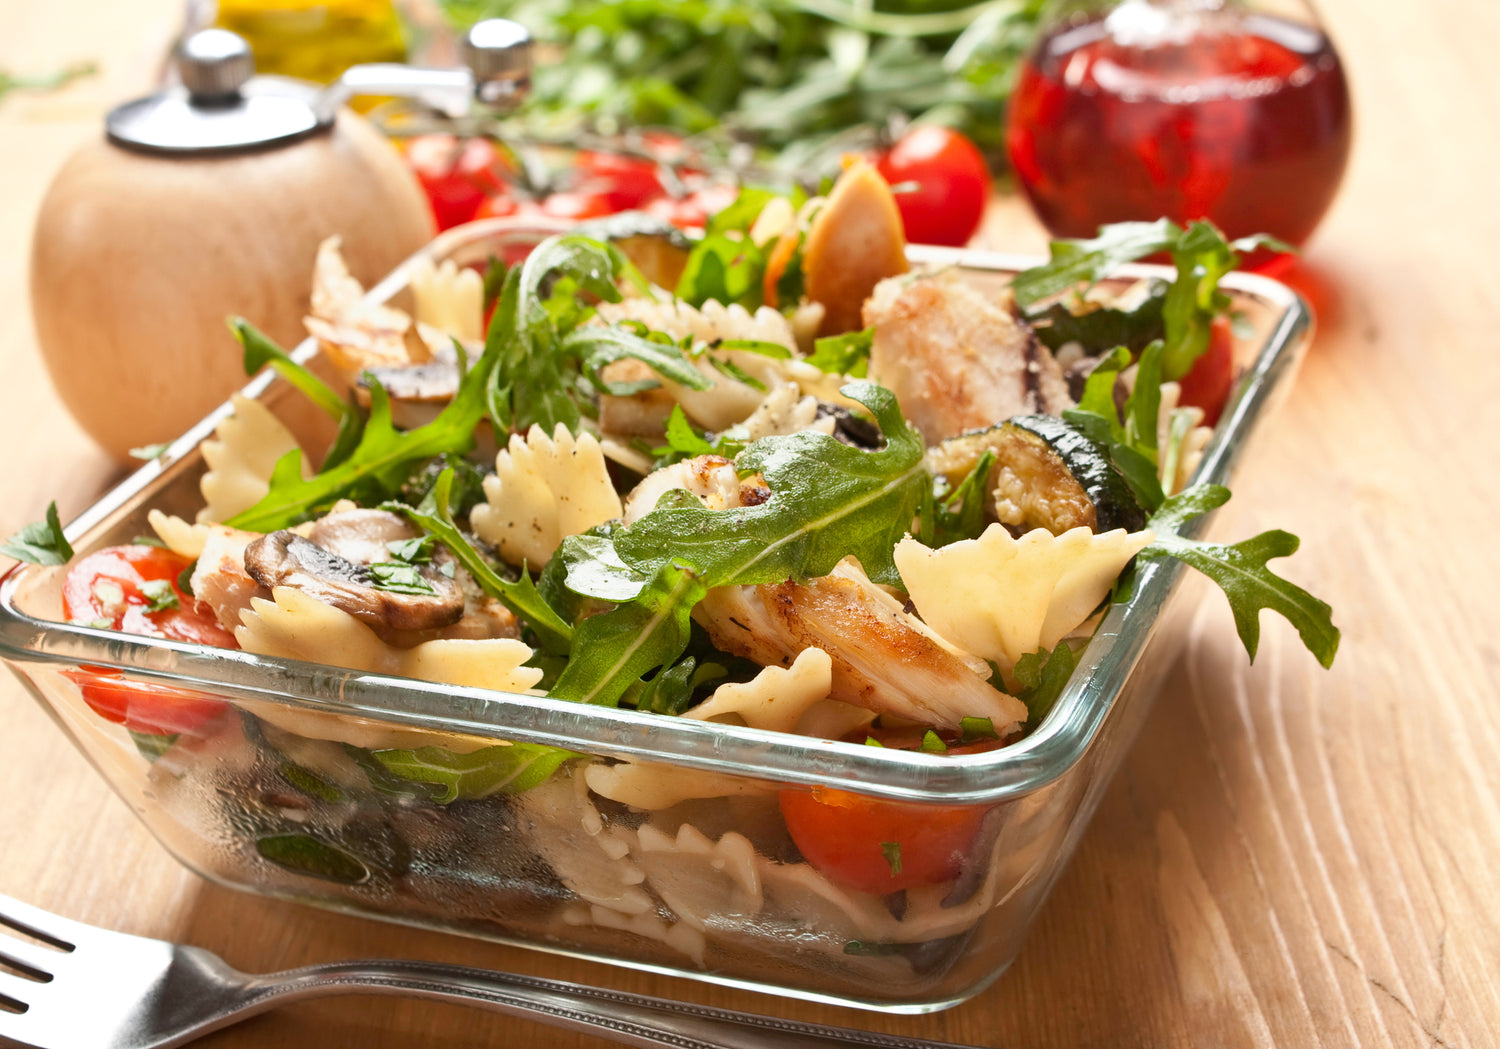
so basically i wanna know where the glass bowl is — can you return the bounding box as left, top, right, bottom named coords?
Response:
left=0, top=219, right=1312, bottom=1012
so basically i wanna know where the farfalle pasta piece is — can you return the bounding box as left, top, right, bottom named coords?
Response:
left=683, top=647, right=833, bottom=734
left=196, top=394, right=305, bottom=524
left=409, top=254, right=484, bottom=344
left=894, top=525, right=1155, bottom=671
left=471, top=424, right=623, bottom=568
left=233, top=586, right=541, bottom=750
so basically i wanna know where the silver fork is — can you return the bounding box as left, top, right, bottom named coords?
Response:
left=0, top=892, right=980, bottom=1049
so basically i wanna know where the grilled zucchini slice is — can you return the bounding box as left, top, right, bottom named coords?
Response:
left=926, top=415, right=1145, bottom=536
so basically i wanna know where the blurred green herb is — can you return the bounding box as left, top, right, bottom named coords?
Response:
left=433, top=0, right=1043, bottom=173
left=0, top=61, right=96, bottom=104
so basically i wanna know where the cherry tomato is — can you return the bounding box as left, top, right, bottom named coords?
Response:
left=571, top=150, right=668, bottom=211
left=644, top=184, right=739, bottom=229
left=399, top=134, right=511, bottom=231
left=874, top=125, right=991, bottom=247
left=1176, top=316, right=1236, bottom=426
left=62, top=545, right=236, bottom=736
left=778, top=786, right=987, bottom=895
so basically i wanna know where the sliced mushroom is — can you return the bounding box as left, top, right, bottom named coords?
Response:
left=244, top=510, right=465, bottom=633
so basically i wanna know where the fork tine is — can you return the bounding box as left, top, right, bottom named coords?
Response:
left=0, top=927, right=65, bottom=981
left=0, top=893, right=85, bottom=951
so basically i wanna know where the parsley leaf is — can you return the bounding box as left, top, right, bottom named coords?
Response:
left=1, top=502, right=73, bottom=565
left=805, top=327, right=874, bottom=378
left=138, top=579, right=180, bottom=613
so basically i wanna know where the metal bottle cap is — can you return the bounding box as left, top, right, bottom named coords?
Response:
left=105, top=20, right=534, bottom=157
left=106, top=30, right=325, bottom=156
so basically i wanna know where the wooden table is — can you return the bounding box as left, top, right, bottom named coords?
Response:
left=3, top=2, right=1498, bottom=1047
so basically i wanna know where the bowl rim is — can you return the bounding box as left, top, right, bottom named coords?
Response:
left=0, top=218, right=1314, bottom=805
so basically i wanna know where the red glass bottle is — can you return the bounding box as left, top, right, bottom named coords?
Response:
left=1006, top=0, right=1352, bottom=268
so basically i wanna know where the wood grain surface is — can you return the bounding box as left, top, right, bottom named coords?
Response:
left=2, top=1, right=1498, bottom=1047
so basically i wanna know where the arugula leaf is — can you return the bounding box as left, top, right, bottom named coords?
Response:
left=610, top=381, right=926, bottom=589
left=231, top=317, right=351, bottom=424
left=627, top=655, right=703, bottom=716
left=367, top=742, right=577, bottom=803
left=1, top=502, right=73, bottom=565
left=549, top=559, right=707, bottom=707
left=226, top=316, right=505, bottom=532
left=382, top=470, right=572, bottom=655
left=563, top=323, right=710, bottom=395
left=1011, top=220, right=1291, bottom=379
left=919, top=448, right=995, bottom=548
left=1026, top=280, right=1168, bottom=353
left=1139, top=485, right=1340, bottom=668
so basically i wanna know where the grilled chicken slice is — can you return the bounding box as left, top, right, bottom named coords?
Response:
left=865, top=270, right=1072, bottom=445
left=694, top=559, right=1027, bottom=732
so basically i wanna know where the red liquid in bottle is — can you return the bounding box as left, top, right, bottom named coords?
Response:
left=1005, top=6, right=1352, bottom=267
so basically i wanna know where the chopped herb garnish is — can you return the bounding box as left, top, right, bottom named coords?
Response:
left=880, top=841, right=903, bottom=876
left=138, top=579, right=179, bottom=613
left=367, top=562, right=438, bottom=596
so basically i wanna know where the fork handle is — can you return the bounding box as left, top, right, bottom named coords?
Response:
left=247, top=959, right=974, bottom=1049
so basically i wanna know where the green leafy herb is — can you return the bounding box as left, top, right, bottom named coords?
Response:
left=1139, top=486, right=1340, bottom=668
left=1026, top=280, right=1168, bottom=353
left=279, top=764, right=347, bottom=803
left=919, top=730, right=948, bottom=753
left=662, top=405, right=715, bottom=458
left=231, top=317, right=352, bottom=424
left=255, top=834, right=370, bottom=884
left=1011, top=643, right=1078, bottom=725
left=129, top=730, right=177, bottom=763
left=368, top=742, right=577, bottom=803
left=1011, top=219, right=1291, bottom=379
left=226, top=312, right=506, bottom=533
left=1, top=502, right=73, bottom=565
left=437, top=1, right=1042, bottom=173
left=805, top=327, right=874, bottom=378
left=486, top=234, right=705, bottom=436
left=919, top=448, right=995, bottom=548
left=959, top=716, right=998, bottom=743
left=386, top=535, right=437, bottom=564
left=880, top=841, right=903, bottom=875
left=0, top=61, right=96, bottom=104
left=367, top=562, right=438, bottom=595
left=549, top=560, right=707, bottom=706
left=383, top=470, right=572, bottom=654
left=138, top=579, right=179, bottom=613
left=129, top=443, right=170, bottom=461
left=611, top=381, right=926, bottom=590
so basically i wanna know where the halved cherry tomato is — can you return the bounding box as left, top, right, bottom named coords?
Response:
left=62, top=545, right=236, bottom=735
left=399, top=134, right=512, bottom=231
left=874, top=125, right=991, bottom=247
left=778, top=786, right=987, bottom=895
left=1176, top=316, right=1236, bottom=426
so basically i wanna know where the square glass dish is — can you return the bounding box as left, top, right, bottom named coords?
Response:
left=0, top=219, right=1311, bottom=1013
